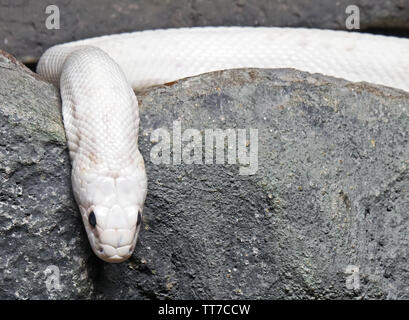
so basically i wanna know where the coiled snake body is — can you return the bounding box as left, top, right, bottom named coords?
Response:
left=37, top=27, right=409, bottom=263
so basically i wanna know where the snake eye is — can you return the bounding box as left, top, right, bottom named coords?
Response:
left=137, top=210, right=142, bottom=227
left=88, top=211, right=96, bottom=228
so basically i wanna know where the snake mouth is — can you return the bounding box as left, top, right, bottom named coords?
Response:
left=79, top=206, right=142, bottom=262
left=95, top=245, right=134, bottom=263
left=91, top=226, right=140, bottom=263
left=90, top=235, right=139, bottom=263
left=101, top=255, right=128, bottom=263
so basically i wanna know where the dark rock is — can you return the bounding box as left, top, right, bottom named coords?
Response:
left=1, top=50, right=409, bottom=299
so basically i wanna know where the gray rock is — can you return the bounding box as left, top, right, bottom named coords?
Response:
left=1, top=50, right=409, bottom=299
left=1, top=0, right=408, bottom=63
left=0, top=50, right=95, bottom=299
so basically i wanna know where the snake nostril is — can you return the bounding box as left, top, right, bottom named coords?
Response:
left=89, top=211, right=96, bottom=228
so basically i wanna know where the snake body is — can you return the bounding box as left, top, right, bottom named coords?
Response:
left=37, top=27, right=409, bottom=263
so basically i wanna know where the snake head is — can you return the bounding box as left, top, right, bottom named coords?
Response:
left=82, top=204, right=144, bottom=262
left=72, top=162, right=148, bottom=263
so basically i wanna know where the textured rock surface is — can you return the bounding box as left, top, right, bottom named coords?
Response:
left=1, top=0, right=408, bottom=63
left=0, top=51, right=95, bottom=299
left=1, top=50, right=409, bottom=299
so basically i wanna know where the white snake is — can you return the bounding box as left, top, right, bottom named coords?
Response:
left=36, top=27, right=409, bottom=263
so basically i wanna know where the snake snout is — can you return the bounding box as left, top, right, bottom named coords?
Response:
left=87, top=204, right=143, bottom=262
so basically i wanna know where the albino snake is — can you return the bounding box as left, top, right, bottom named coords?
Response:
left=36, top=27, right=409, bottom=263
